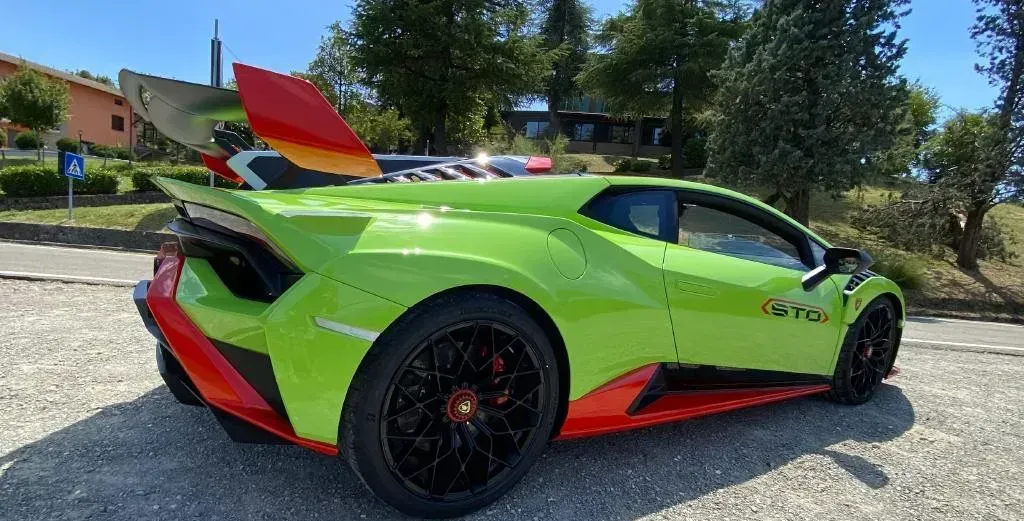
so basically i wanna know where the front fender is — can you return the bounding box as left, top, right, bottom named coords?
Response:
left=841, top=276, right=906, bottom=327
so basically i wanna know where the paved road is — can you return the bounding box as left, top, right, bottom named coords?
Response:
left=0, top=241, right=151, bottom=285
left=1, top=240, right=1020, bottom=352
left=2, top=278, right=1022, bottom=521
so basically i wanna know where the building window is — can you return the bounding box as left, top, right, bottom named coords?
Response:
left=651, top=127, right=664, bottom=145
left=524, top=121, right=549, bottom=138
left=114, top=99, right=123, bottom=106
left=572, top=123, right=594, bottom=141
left=111, top=115, right=125, bottom=132
left=609, top=125, right=634, bottom=144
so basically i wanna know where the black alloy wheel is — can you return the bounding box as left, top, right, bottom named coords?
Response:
left=341, top=292, right=559, bottom=518
left=828, top=298, right=898, bottom=405
left=380, top=320, right=546, bottom=499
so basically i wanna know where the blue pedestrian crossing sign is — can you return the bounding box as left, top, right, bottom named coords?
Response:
left=63, top=152, right=85, bottom=181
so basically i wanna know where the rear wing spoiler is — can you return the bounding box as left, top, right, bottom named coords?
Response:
left=119, top=63, right=382, bottom=186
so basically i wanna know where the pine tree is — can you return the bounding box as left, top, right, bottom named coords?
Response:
left=540, top=0, right=592, bottom=136
left=706, top=0, right=909, bottom=225
left=579, top=0, right=746, bottom=177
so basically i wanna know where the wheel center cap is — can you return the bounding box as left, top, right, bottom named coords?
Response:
left=446, top=389, right=478, bottom=423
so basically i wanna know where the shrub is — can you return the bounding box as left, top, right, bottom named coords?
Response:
left=613, top=157, right=654, bottom=173
left=0, top=130, right=6, bottom=148
left=871, top=255, right=926, bottom=290
left=657, top=154, right=671, bottom=169
left=56, top=137, right=80, bottom=153
left=14, top=131, right=40, bottom=150
left=979, top=216, right=1019, bottom=262
left=131, top=165, right=238, bottom=192
left=0, top=165, right=118, bottom=197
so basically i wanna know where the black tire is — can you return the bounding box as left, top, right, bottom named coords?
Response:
left=340, top=291, right=560, bottom=518
left=828, top=298, right=898, bottom=405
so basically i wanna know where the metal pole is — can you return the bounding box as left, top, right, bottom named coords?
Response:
left=67, top=177, right=73, bottom=222
left=209, top=19, right=223, bottom=187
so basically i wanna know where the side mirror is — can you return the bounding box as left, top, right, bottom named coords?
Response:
left=801, top=247, right=874, bottom=291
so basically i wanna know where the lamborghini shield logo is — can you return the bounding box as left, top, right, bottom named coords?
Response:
left=760, top=298, right=830, bottom=324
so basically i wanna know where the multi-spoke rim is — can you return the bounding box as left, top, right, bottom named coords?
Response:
left=379, top=320, right=546, bottom=501
left=850, top=305, right=895, bottom=398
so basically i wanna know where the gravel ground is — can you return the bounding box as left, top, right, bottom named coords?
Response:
left=1, top=278, right=1022, bottom=521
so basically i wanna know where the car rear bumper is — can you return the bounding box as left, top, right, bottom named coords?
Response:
left=134, top=252, right=338, bottom=455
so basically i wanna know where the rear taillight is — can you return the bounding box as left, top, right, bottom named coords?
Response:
left=154, top=241, right=180, bottom=274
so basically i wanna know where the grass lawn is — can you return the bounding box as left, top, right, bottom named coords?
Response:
left=0, top=203, right=175, bottom=232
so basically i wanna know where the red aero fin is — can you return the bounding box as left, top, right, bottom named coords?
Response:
left=201, top=154, right=244, bottom=184
left=525, top=156, right=553, bottom=174
left=232, top=63, right=382, bottom=178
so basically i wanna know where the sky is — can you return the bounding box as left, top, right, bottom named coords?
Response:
left=0, top=0, right=999, bottom=118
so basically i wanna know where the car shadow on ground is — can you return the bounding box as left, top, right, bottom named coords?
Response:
left=0, top=384, right=913, bottom=520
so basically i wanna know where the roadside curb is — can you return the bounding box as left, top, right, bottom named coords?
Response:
left=0, top=191, right=170, bottom=211
left=0, top=221, right=172, bottom=251
left=0, top=270, right=137, bottom=287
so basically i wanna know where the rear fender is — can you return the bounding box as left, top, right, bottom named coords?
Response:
left=316, top=213, right=679, bottom=402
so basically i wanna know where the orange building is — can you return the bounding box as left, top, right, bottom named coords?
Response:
left=0, top=51, right=133, bottom=149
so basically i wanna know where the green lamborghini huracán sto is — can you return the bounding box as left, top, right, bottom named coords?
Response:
left=128, top=63, right=904, bottom=518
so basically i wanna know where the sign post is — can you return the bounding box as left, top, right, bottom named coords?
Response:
left=61, top=151, right=85, bottom=222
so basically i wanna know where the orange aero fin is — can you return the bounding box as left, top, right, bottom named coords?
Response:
left=232, top=63, right=382, bottom=178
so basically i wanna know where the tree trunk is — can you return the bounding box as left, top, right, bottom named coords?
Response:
left=762, top=191, right=782, bottom=207
left=547, top=90, right=561, bottom=140
left=432, top=101, right=447, bottom=155
left=956, top=205, right=987, bottom=270
left=632, top=118, right=642, bottom=158
left=783, top=189, right=810, bottom=226
left=669, top=72, right=684, bottom=178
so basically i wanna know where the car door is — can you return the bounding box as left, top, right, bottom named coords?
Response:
left=662, top=190, right=844, bottom=376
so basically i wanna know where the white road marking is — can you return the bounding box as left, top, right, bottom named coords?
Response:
left=0, top=270, right=137, bottom=287
left=0, top=241, right=152, bottom=258
left=902, top=338, right=1024, bottom=352
left=906, top=316, right=1024, bottom=328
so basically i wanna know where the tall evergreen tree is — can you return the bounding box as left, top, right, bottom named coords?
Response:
left=579, top=0, right=746, bottom=177
left=706, top=0, right=909, bottom=225
left=541, top=0, right=592, bottom=135
left=876, top=83, right=941, bottom=179
left=349, top=0, right=553, bottom=154
left=941, top=0, right=1023, bottom=269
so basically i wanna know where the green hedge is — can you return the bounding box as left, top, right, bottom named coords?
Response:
left=88, top=143, right=132, bottom=160
left=131, top=166, right=238, bottom=191
left=0, top=165, right=118, bottom=197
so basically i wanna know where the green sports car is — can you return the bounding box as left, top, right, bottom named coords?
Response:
left=128, top=64, right=903, bottom=518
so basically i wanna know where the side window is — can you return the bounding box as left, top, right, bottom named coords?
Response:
left=809, top=241, right=827, bottom=267
left=677, top=202, right=806, bottom=271
left=583, top=190, right=675, bottom=241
